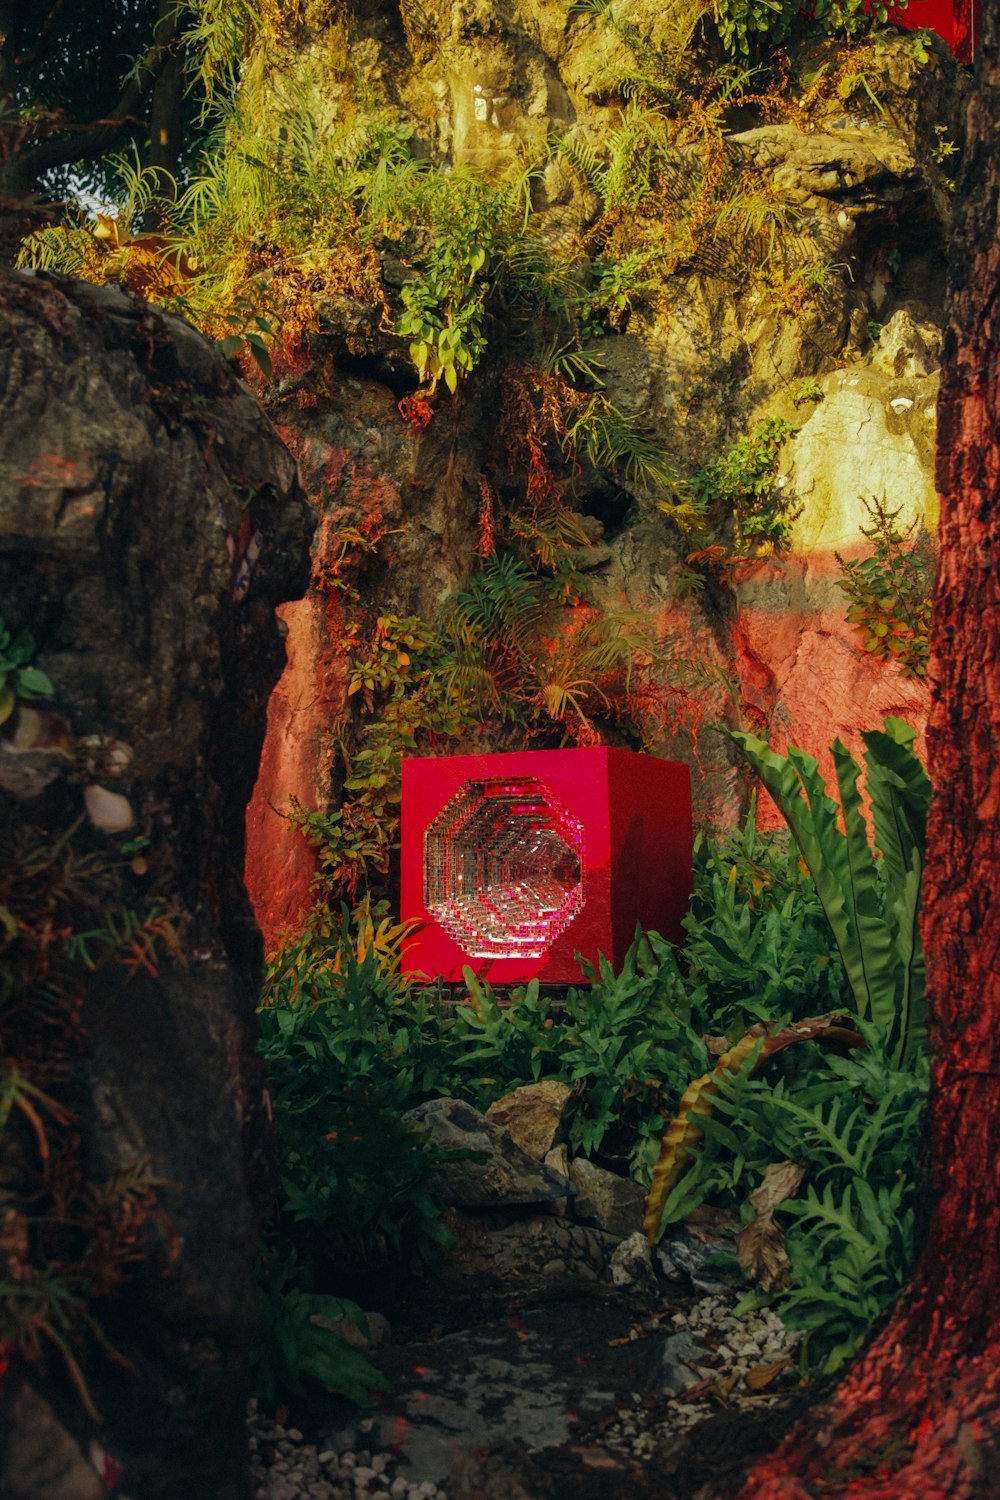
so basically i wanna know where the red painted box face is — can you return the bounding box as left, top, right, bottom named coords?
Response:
left=889, top=0, right=978, bottom=65
left=400, top=748, right=693, bottom=984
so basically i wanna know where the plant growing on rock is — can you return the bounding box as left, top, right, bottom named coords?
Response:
left=836, top=494, right=935, bottom=678
left=680, top=415, right=801, bottom=560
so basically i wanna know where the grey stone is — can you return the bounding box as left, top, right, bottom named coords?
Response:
left=609, top=1231, right=659, bottom=1294
left=404, top=1098, right=572, bottom=1207
left=659, top=1332, right=710, bottom=1394
left=568, top=1158, right=646, bottom=1238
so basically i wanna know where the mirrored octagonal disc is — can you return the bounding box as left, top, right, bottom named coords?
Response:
left=423, top=776, right=585, bottom=959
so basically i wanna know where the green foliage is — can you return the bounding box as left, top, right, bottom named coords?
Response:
left=790, top=376, right=824, bottom=407
left=679, top=797, right=851, bottom=1035
left=688, top=416, right=801, bottom=556
left=712, top=0, right=906, bottom=58
left=0, top=618, right=53, bottom=726
left=658, top=1024, right=927, bottom=1372
left=712, top=0, right=800, bottom=59
left=263, top=803, right=854, bottom=1175
left=262, top=793, right=927, bottom=1379
left=731, top=719, right=930, bottom=1066
left=393, top=169, right=536, bottom=391
left=453, top=954, right=707, bottom=1167
left=256, top=907, right=462, bottom=1402
left=254, top=1250, right=392, bottom=1408
left=836, top=495, right=935, bottom=678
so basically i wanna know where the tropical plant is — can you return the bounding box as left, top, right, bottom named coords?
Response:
left=730, top=719, right=931, bottom=1065
left=0, top=618, right=53, bottom=725
left=643, top=1009, right=866, bottom=1235
left=683, top=415, right=801, bottom=558
left=642, top=1015, right=927, bottom=1372
left=253, top=1247, right=392, bottom=1408
left=836, top=494, right=935, bottom=678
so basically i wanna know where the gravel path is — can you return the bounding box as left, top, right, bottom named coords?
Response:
left=250, top=1407, right=448, bottom=1500
left=249, top=1292, right=802, bottom=1499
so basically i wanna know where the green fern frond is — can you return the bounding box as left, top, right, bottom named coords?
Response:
left=561, top=396, right=674, bottom=490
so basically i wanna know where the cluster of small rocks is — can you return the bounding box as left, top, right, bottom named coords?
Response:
left=248, top=1404, right=445, bottom=1500
left=597, top=1296, right=802, bottom=1461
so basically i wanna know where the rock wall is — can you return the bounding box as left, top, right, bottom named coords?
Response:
left=240, top=7, right=966, bottom=941
left=0, top=271, right=312, bottom=1498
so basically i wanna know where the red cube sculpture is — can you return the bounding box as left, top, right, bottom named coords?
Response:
left=400, top=747, right=692, bottom=984
left=890, top=0, right=979, bottom=66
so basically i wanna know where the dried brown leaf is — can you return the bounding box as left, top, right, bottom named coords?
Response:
left=749, top=1159, right=808, bottom=1216
left=744, top=1357, right=793, bottom=1392
left=736, top=1160, right=808, bottom=1293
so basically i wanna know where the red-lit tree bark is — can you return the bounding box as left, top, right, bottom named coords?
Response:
left=736, top=18, right=1000, bottom=1500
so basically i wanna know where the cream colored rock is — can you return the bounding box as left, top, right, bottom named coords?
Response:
left=786, top=372, right=939, bottom=558
left=83, top=783, right=134, bottom=833
left=569, top=1158, right=646, bottom=1239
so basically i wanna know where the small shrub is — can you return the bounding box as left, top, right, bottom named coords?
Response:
left=692, top=416, right=801, bottom=557
left=836, top=495, right=935, bottom=678
left=0, top=618, right=53, bottom=725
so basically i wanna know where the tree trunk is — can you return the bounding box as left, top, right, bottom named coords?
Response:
left=737, top=17, right=1000, bottom=1500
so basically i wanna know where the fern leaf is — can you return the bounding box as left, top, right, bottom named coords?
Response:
left=830, top=737, right=898, bottom=1037
left=861, top=718, right=930, bottom=1063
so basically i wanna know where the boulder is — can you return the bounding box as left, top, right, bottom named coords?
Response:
left=609, top=1231, right=659, bottom=1296
left=485, top=1080, right=573, bottom=1160
left=404, top=1098, right=572, bottom=1208
left=543, top=1144, right=571, bottom=1218
left=568, top=1158, right=646, bottom=1239
left=434, top=1207, right=617, bottom=1284
left=0, top=271, right=312, bottom=1500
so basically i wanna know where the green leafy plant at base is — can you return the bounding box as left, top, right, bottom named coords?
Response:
left=730, top=718, right=931, bottom=1066
left=646, top=1020, right=927, bottom=1373
left=836, top=495, right=935, bottom=678
left=258, top=910, right=458, bottom=1273
left=253, top=1247, right=391, bottom=1408
left=256, top=910, right=464, bottom=1404
left=0, top=617, right=53, bottom=725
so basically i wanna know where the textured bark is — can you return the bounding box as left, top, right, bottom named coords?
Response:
left=736, top=14, right=1000, bottom=1499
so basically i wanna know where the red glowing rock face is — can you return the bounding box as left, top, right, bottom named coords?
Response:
left=401, top=747, right=693, bottom=984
